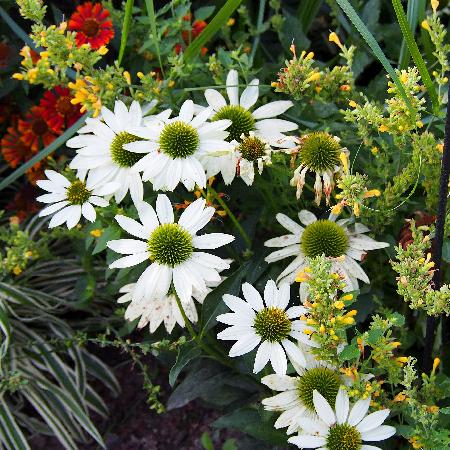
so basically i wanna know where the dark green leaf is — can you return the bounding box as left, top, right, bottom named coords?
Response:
left=338, top=344, right=360, bottom=362
left=200, top=432, right=214, bottom=450
left=195, top=6, right=216, bottom=21
left=118, top=0, right=134, bottom=65
left=169, top=341, right=202, bottom=387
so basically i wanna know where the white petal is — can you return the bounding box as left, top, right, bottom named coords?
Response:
left=179, top=100, right=194, bottom=123
left=239, top=79, right=259, bottom=109
left=107, top=239, right=148, bottom=254
left=226, top=69, right=239, bottom=105
left=137, top=201, right=159, bottom=232
left=298, top=210, right=317, bottom=226
left=269, top=342, right=288, bottom=375
left=115, top=215, right=148, bottom=239
left=252, top=100, right=294, bottom=119
left=265, top=234, right=300, bottom=248
left=37, top=193, right=66, bottom=204
left=192, top=233, right=234, bottom=249
left=255, top=118, right=298, bottom=133
left=44, top=170, right=70, bottom=187
left=264, top=280, right=278, bottom=307
left=288, top=435, right=326, bottom=448
left=156, top=194, right=174, bottom=224
left=282, top=339, right=306, bottom=369
left=348, top=397, right=371, bottom=426
left=222, top=294, right=256, bottom=316
left=357, top=410, right=390, bottom=433
left=335, top=388, right=350, bottom=424
left=81, top=202, right=96, bottom=222
left=89, top=196, right=109, bottom=207
left=286, top=305, right=308, bottom=319
left=261, top=374, right=297, bottom=391
left=275, top=213, right=303, bottom=235
left=361, top=446, right=382, bottom=450
left=242, top=283, right=264, bottom=311
left=265, top=245, right=300, bottom=263
left=204, top=89, right=227, bottom=110
left=39, top=201, right=69, bottom=217
left=109, top=252, right=149, bottom=269
left=360, top=425, right=396, bottom=442
left=313, top=390, right=336, bottom=426
left=253, top=340, right=271, bottom=373
left=65, top=205, right=82, bottom=229
left=216, top=312, right=254, bottom=326
left=48, top=206, right=70, bottom=228
left=229, top=333, right=261, bottom=357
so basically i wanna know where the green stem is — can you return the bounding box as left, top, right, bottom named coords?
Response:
left=173, top=293, right=198, bottom=340
left=206, top=186, right=252, bottom=248
left=249, top=0, right=267, bottom=63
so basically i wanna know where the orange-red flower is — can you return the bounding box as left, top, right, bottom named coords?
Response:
left=18, top=106, right=59, bottom=152
left=40, top=86, right=82, bottom=132
left=182, top=19, right=207, bottom=44
left=68, top=2, right=115, bottom=50
left=1, top=126, right=35, bottom=168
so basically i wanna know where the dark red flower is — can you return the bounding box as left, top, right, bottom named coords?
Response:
left=6, top=184, right=39, bottom=221
left=18, top=106, right=59, bottom=152
left=0, top=42, right=12, bottom=69
left=1, top=126, right=35, bottom=168
left=40, top=86, right=82, bottom=132
left=68, top=2, right=115, bottom=50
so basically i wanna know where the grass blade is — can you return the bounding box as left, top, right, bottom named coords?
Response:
left=392, top=0, right=439, bottom=112
left=0, top=400, right=31, bottom=450
left=335, top=0, right=414, bottom=115
left=183, top=0, right=244, bottom=63
left=298, top=0, right=322, bottom=33
left=144, top=0, right=164, bottom=77
left=0, top=113, right=88, bottom=192
left=118, top=0, right=134, bottom=66
left=398, top=0, right=426, bottom=69
left=0, top=303, right=10, bottom=364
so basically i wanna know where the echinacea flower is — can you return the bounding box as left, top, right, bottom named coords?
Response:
left=18, top=106, right=59, bottom=151
left=126, top=99, right=233, bottom=191
left=107, top=194, right=234, bottom=304
left=262, top=351, right=370, bottom=435
left=36, top=170, right=118, bottom=229
left=290, top=132, right=348, bottom=205
left=68, top=100, right=155, bottom=205
left=117, top=278, right=220, bottom=333
left=216, top=280, right=318, bottom=375
left=264, top=210, right=389, bottom=301
left=1, top=126, right=35, bottom=168
left=288, top=388, right=395, bottom=449
left=68, top=1, right=115, bottom=50
left=40, top=86, right=82, bottom=132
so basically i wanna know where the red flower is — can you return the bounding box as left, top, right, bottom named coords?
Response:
left=0, top=42, right=12, bottom=69
left=182, top=19, right=207, bottom=44
left=1, top=126, right=35, bottom=168
left=68, top=2, right=114, bottom=50
left=40, top=86, right=82, bottom=132
left=6, top=185, right=39, bottom=221
left=18, top=106, right=59, bottom=152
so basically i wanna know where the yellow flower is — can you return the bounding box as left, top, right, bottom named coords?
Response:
left=90, top=229, right=103, bottom=238
left=378, top=124, right=388, bottom=132
left=227, top=18, right=235, bottom=26
left=334, top=301, right=345, bottom=310
left=123, top=71, right=131, bottom=85
left=331, top=203, right=343, bottom=215
left=431, top=0, right=439, bottom=13
left=306, top=51, right=314, bottom=60
left=432, top=357, right=440, bottom=372
left=12, top=73, right=24, bottom=80
left=394, top=392, right=406, bottom=402
left=363, top=189, right=381, bottom=198
left=437, top=143, right=444, bottom=153
left=371, top=146, right=379, bottom=155
left=348, top=100, right=357, bottom=108
left=341, top=294, right=353, bottom=301
left=339, top=152, right=349, bottom=174
left=296, top=271, right=310, bottom=283
left=13, top=266, right=22, bottom=275
left=305, top=72, right=321, bottom=83
left=329, top=32, right=343, bottom=49
left=422, top=20, right=431, bottom=32
left=97, top=46, right=109, bottom=56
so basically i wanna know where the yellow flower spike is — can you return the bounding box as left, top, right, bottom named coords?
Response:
left=90, top=229, right=103, bottom=238
left=305, top=72, right=321, bottom=83
left=363, top=189, right=381, bottom=198
left=400, top=73, right=408, bottom=84
left=97, top=46, right=109, bottom=55
left=339, top=151, right=349, bottom=173
left=123, top=71, right=131, bottom=85
left=306, top=51, right=314, bottom=60
left=416, top=121, right=424, bottom=128
left=431, top=0, right=439, bottom=12
left=334, top=301, right=345, bottom=310
left=329, top=31, right=343, bottom=49
left=343, top=317, right=355, bottom=325
left=227, top=17, right=235, bottom=26
left=329, top=329, right=336, bottom=335
left=422, top=19, right=431, bottom=32
left=331, top=203, right=343, bottom=215
left=348, top=100, right=357, bottom=108
left=353, top=202, right=360, bottom=217
left=432, top=357, right=440, bottom=372
left=347, top=310, right=357, bottom=317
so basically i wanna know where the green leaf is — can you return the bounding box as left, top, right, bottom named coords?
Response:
left=195, top=6, right=216, bottom=21
left=298, top=0, right=322, bottom=33
left=0, top=400, right=31, bottom=450
left=169, top=341, right=202, bottom=387
left=398, top=0, right=426, bottom=69
left=200, top=431, right=214, bottom=450
left=0, top=113, right=88, bottom=192
left=442, top=239, right=450, bottom=262
left=144, top=0, right=164, bottom=77
left=222, top=439, right=238, bottom=450
left=391, top=0, right=439, bottom=112
left=335, top=0, right=414, bottom=115
left=0, top=303, right=10, bottom=363
left=440, top=407, right=450, bottom=414
left=92, top=225, right=121, bottom=255
left=184, top=0, right=244, bottom=62
left=338, top=344, right=360, bottom=362
left=118, top=0, right=134, bottom=65
left=366, top=328, right=384, bottom=345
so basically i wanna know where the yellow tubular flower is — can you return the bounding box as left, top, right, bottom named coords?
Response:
left=329, top=32, right=343, bottom=49
left=432, top=357, right=440, bottom=373
left=422, top=20, right=431, bottom=32
left=363, top=189, right=381, bottom=198
left=339, top=151, right=349, bottom=174
left=431, top=0, right=439, bottom=13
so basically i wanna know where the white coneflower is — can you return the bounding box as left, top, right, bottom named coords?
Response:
left=264, top=210, right=389, bottom=301
left=216, top=280, right=318, bottom=375
left=107, top=194, right=234, bottom=305
left=288, top=388, right=396, bottom=449
left=125, top=99, right=233, bottom=191
left=67, top=100, right=156, bottom=205
left=261, top=351, right=346, bottom=434
left=36, top=170, right=118, bottom=229
left=289, top=132, right=348, bottom=205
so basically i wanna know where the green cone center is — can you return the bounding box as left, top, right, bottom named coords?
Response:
left=239, top=135, right=266, bottom=161
left=299, top=132, right=341, bottom=172
left=212, top=105, right=255, bottom=142
left=66, top=180, right=91, bottom=205
left=159, top=121, right=199, bottom=159
left=326, top=424, right=362, bottom=450
left=301, top=220, right=348, bottom=258
left=297, top=367, right=341, bottom=411
left=110, top=131, right=143, bottom=167
left=253, top=306, right=291, bottom=342
left=148, top=223, right=193, bottom=267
